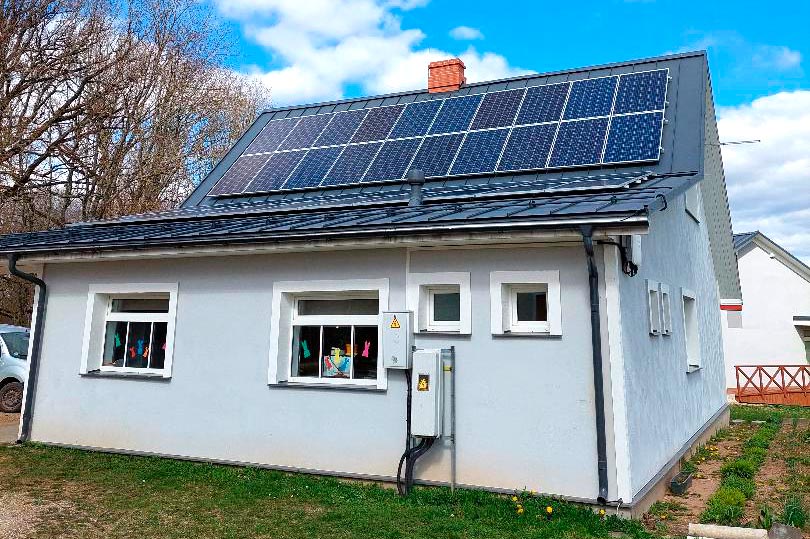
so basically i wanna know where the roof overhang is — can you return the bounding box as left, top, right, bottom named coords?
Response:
left=1, top=217, right=648, bottom=266
left=738, top=232, right=810, bottom=284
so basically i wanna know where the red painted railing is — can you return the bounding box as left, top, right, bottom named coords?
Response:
left=735, top=365, right=810, bottom=406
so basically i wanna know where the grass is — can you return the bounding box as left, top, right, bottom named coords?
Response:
left=0, top=443, right=656, bottom=539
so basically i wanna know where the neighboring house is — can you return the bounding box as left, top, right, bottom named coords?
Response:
left=722, top=231, right=810, bottom=389
left=0, top=50, right=739, bottom=514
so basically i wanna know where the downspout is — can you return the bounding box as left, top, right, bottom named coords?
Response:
left=8, top=253, right=46, bottom=443
left=580, top=226, right=609, bottom=504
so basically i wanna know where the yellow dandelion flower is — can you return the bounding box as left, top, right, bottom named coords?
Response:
left=546, top=506, right=554, bottom=515
left=599, top=509, right=606, bottom=516
left=517, top=507, right=525, bottom=515
left=511, top=495, right=519, bottom=502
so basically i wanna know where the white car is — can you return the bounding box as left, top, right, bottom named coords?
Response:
left=0, top=324, right=29, bottom=413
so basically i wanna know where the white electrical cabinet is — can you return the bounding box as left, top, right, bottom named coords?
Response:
left=382, top=311, right=413, bottom=369
left=411, top=349, right=443, bottom=438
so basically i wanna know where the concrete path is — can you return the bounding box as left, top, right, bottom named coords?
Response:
left=0, top=424, right=18, bottom=445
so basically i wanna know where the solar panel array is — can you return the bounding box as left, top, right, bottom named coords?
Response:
left=209, top=69, right=668, bottom=196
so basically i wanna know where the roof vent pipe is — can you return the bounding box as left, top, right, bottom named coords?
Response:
left=407, top=169, right=425, bottom=207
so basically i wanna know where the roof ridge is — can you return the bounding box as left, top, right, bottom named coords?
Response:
left=260, top=50, right=707, bottom=115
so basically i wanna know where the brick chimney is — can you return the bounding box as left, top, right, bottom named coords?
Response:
left=428, top=58, right=466, bottom=93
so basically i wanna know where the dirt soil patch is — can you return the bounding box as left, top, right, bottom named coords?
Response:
left=0, top=413, right=20, bottom=426
left=643, top=422, right=758, bottom=536
left=0, top=492, right=77, bottom=539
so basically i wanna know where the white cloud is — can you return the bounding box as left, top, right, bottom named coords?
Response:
left=449, top=26, right=483, bottom=40
left=751, top=45, right=802, bottom=71
left=718, top=90, right=810, bottom=263
left=215, top=0, right=528, bottom=106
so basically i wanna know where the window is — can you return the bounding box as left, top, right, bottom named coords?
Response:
left=682, top=288, right=701, bottom=371
left=660, top=284, right=672, bottom=335
left=490, top=271, right=562, bottom=336
left=290, top=295, right=379, bottom=381
left=80, top=284, right=178, bottom=378
left=268, top=279, right=389, bottom=389
left=1, top=331, right=29, bottom=360
left=647, top=280, right=661, bottom=336
left=406, top=272, right=471, bottom=334
left=685, top=185, right=702, bottom=222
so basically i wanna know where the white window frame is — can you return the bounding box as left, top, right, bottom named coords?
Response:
left=681, top=288, right=701, bottom=371
left=660, top=283, right=672, bottom=336
left=490, top=271, right=562, bottom=336
left=268, top=279, right=389, bottom=389
left=406, top=272, right=471, bottom=334
left=80, top=283, right=179, bottom=378
left=647, top=279, right=661, bottom=336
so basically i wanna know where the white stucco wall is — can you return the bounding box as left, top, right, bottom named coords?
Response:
left=616, top=193, right=727, bottom=499
left=30, top=244, right=610, bottom=500
left=721, top=245, right=810, bottom=387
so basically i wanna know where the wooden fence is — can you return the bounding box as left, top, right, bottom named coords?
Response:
left=735, top=365, right=810, bottom=406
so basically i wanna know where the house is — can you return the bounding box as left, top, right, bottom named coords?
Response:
left=0, top=50, right=739, bottom=514
left=723, top=231, right=810, bottom=390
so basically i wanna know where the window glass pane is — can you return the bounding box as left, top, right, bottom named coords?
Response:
left=322, top=326, right=352, bottom=378
left=432, top=292, right=460, bottom=322
left=292, top=325, right=320, bottom=377
left=1, top=332, right=29, bottom=359
left=102, top=321, right=128, bottom=367
left=111, top=297, right=169, bottom=313
left=516, top=292, right=548, bottom=322
left=124, top=322, right=152, bottom=369
left=298, top=298, right=378, bottom=316
left=149, top=322, right=168, bottom=369
left=353, top=326, right=378, bottom=380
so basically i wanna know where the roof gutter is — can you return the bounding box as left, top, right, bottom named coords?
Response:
left=580, top=225, right=609, bottom=504
left=7, top=254, right=46, bottom=443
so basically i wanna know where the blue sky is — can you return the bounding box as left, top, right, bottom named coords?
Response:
left=209, top=0, right=810, bottom=261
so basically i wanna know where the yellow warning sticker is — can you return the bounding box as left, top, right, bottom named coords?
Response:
left=390, top=315, right=401, bottom=329
left=417, top=375, right=429, bottom=391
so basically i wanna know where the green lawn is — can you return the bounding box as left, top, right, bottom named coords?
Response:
left=0, top=443, right=653, bottom=539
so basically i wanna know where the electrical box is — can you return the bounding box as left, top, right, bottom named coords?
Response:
left=411, top=349, right=443, bottom=438
left=382, top=311, right=413, bottom=369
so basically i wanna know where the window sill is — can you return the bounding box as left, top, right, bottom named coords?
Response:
left=686, top=365, right=702, bottom=374
left=494, top=331, right=559, bottom=338
left=270, top=380, right=385, bottom=392
left=419, top=329, right=464, bottom=335
left=81, top=370, right=170, bottom=381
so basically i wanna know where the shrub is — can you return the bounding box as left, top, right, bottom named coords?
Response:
left=722, top=475, right=755, bottom=499
left=781, top=495, right=807, bottom=528
left=702, top=487, right=747, bottom=526
left=721, top=459, right=757, bottom=479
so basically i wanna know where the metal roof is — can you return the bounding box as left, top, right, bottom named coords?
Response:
left=0, top=51, right=709, bottom=256
left=732, top=231, right=758, bottom=252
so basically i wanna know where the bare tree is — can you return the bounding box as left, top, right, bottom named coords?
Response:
left=0, top=0, right=268, bottom=325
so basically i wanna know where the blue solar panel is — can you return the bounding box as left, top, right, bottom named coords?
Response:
left=603, top=112, right=663, bottom=163
left=470, top=89, right=525, bottom=130
left=563, top=77, right=618, bottom=120
left=363, top=138, right=422, bottom=182
left=496, top=124, right=557, bottom=172
left=323, top=143, right=382, bottom=186
left=450, top=129, right=509, bottom=175
left=614, top=70, right=668, bottom=114
left=410, top=134, right=464, bottom=177
left=548, top=118, right=609, bottom=167
left=277, top=114, right=333, bottom=150
left=389, top=100, right=442, bottom=138
left=282, top=147, right=342, bottom=189
left=313, top=110, right=368, bottom=146
left=209, top=154, right=270, bottom=195
left=244, top=118, right=300, bottom=154
left=352, top=105, right=405, bottom=143
left=428, top=94, right=483, bottom=134
left=244, top=151, right=307, bottom=192
left=516, top=83, right=570, bottom=125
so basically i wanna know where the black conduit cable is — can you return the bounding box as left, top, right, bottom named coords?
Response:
left=8, top=253, right=47, bottom=443
left=404, top=438, right=435, bottom=494
left=397, top=439, right=427, bottom=496
left=580, top=226, right=610, bottom=505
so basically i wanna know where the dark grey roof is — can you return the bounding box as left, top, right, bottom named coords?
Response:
left=0, top=177, right=689, bottom=255
left=732, top=231, right=758, bottom=252
left=0, top=51, right=709, bottom=256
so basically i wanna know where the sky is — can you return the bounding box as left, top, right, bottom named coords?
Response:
left=207, top=0, right=810, bottom=262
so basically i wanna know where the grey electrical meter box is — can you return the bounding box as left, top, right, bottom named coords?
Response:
left=382, top=311, right=413, bottom=369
